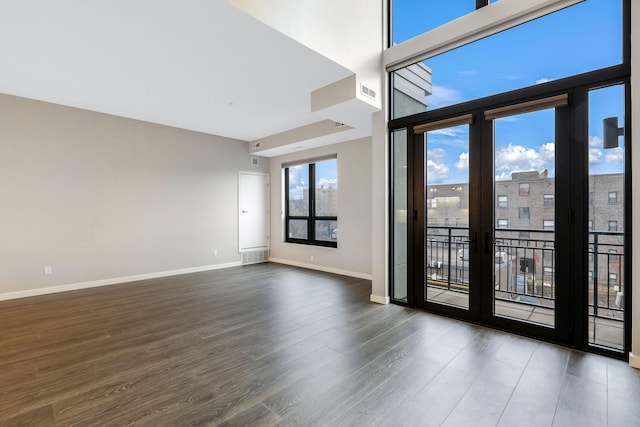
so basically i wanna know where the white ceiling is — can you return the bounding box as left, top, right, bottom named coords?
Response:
left=0, top=0, right=356, bottom=144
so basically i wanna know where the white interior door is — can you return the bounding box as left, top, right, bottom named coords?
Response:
left=239, top=172, right=269, bottom=251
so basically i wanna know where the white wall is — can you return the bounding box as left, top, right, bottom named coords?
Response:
left=371, top=110, right=388, bottom=303
left=227, top=0, right=383, bottom=109
left=269, top=138, right=372, bottom=279
left=0, top=93, right=268, bottom=299
left=630, top=0, right=640, bottom=369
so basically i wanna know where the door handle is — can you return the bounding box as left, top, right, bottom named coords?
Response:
left=469, top=232, right=478, bottom=253
left=241, top=210, right=249, bottom=213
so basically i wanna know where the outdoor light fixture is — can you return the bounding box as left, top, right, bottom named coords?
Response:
left=603, top=117, right=624, bottom=149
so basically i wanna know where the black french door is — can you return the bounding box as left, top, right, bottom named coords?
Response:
left=395, top=80, right=629, bottom=355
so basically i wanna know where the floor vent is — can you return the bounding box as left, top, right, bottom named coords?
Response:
left=241, top=249, right=270, bottom=265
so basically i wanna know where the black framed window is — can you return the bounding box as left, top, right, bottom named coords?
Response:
left=497, top=195, right=508, bottom=208
left=284, top=157, right=338, bottom=247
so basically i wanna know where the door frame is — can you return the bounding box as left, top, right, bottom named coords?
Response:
left=390, top=69, right=631, bottom=358
left=238, top=171, right=270, bottom=253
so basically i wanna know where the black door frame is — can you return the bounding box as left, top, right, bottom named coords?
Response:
left=390, top=68, right=631, bottom=359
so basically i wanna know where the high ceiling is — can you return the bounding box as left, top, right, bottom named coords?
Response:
left=0, top=0, right=356, bottom=145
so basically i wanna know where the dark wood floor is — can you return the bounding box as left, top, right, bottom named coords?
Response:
left=1, top=263, right=639, bottom=426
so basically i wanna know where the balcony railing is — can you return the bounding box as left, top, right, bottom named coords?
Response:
left=425, top=226, right=624, bottom=322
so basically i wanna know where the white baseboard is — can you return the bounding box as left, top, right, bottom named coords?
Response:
left=269, top=258, right=373, bottom=281
left=0, top=262, right=242, bottom=302
left=370, top=294, right=390, bottom=305
left=630, top=353, right=640, bottom=370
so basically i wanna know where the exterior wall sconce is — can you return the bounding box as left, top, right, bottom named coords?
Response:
left=603, top=117, right=624, bottom=149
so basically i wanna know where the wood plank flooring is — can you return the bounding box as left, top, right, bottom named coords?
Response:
left=0, top=263, right=639, bottom=426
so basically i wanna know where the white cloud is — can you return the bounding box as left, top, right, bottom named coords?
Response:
left=288, top=165, right=306, bottom=187
left=536, top=77, right=555, bottom=84
left=455, top=152, right=469, bottom=172
left=497, top=116, right=521, bottom=123
left=539, top=142, right=555, bottom=164
left=427, top=148, right=446, bottom=161
left=318, top=178, right=337, bottom=188
left=589, top=136, right=603, bottom=164
left=428, top=85, right=465, bottom=108
left=494, top=142, right=555, bottom=180
left=426, top=126, right=469, bottom=151
left=495, top=171, right=512, bottom=181
left=605, top=147, right=625, bottom=164
left=426, top=159, right=449, bottom=184
left=458, top=70, right=476, bottom=77
left=504, top=75, right=521, bottom=81
left=429, top=127, right=464, bottom=138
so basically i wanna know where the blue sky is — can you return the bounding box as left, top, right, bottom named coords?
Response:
left=288, top=159, right=337, bottom=201
left=394, top=0, right=625, bottom=184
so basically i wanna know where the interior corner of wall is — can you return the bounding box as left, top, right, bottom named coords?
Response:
left=630, top=352, right=640, bottom=370
left=370, top=293, right=391, bottom=305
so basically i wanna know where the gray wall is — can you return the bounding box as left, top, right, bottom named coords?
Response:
left=0, top=93, right=268, bottom=297
left=269, top=138, right=372, bottom=278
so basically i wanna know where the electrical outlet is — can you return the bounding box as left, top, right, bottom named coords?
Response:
left=44, top=266, right=52, bottom=275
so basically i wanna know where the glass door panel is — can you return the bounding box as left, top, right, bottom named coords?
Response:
left=393, top=129, right=409, bottom=302
left=587, top=84, right=626, bottom=351
left=493, top=108, right=556, bottom=327
left=424, top=124, right=470, bottom=310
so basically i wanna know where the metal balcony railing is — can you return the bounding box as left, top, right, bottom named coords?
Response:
left=425, top=226, right=624, bottom=322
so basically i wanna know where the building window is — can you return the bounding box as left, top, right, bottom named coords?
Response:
left=519, top=183, right=530, bottom=196
left=589, top=192, right=594, bottom=205
left=284, top=157, right=338, bottom=247
left=519, top=207, right=530, bottom=220
left=497, top=219, right=508, bottom=229
left=609, top=273, right=618, bottom=283
left=543, top=220, right=554, bottom=230
left=588, top=220, right=593, bottom=231
left=497, top=195, right=508, bottom=208
left=427, top=198, right=437, bottom=209
left=543, top=194, right=554, bottom=207
left=608, top=191, right=618, bottom=204
left=608, top=220, right=618, bottom=232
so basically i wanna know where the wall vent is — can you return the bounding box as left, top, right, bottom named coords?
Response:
left=241, top=249, right=270, bottom=265
left=251, top=157, right=259, bottom=166
left=361, top=84, right=376, bottom=99
left=254, top=142, right=261, bottom=148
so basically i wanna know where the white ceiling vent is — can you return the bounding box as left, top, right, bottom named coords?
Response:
left=360, top=84, right=376, bottom=100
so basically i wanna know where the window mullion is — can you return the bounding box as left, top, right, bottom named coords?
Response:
left=284, top=167, right=291, bottom=241
left=309, top=163, right=316, bottom=242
